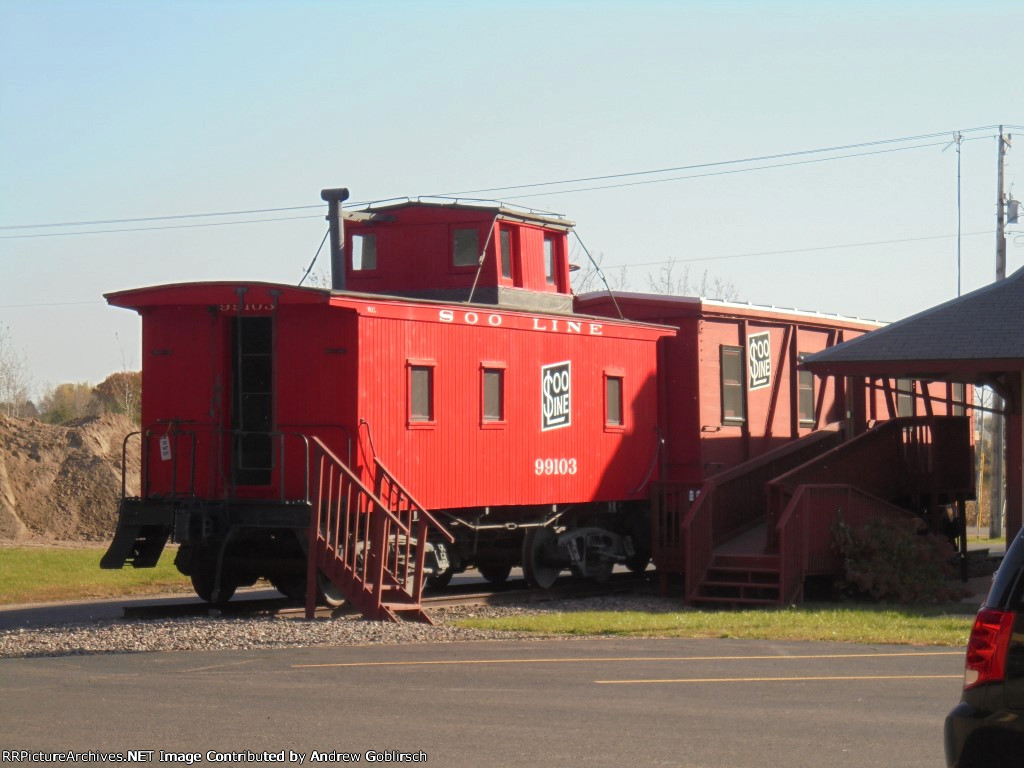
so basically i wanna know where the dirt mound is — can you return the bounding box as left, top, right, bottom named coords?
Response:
left=0, top=413, right=140, bottom=542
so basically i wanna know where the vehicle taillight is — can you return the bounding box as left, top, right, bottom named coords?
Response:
left=963, top=608, right=1015, bottom=689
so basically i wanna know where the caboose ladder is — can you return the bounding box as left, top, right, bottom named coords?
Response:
left=305, top=437, right=453, bottom=622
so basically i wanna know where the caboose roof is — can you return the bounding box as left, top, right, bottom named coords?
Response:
left=346, top=198, right=575, bottom=232
left=574, top=291, right=885, bottom=331
left=105, top=280, right=674, bottom=338
left=105, top=281, right=330, bottom=309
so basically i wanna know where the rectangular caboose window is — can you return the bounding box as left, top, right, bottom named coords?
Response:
left=896, top=378, right=914, bottom=417
left=721, top=345, right=745, bottom=424
left=951, top=382, right=965, bottom=416
left=499, top=228, right=514, bottom=280
left=543, top=237, right=556, bottom=284
left=482, top=367, right=505, bottom=423
left=351, top=234, right=377, bottom=271
left=605, top=375, right=623, bottom=428
left=797, top=353, right=815, bottom=427
left=453, top=227, right=479, bottom=268
left=409, top=364, right=434, bottom=423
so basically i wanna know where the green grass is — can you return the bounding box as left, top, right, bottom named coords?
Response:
left=0, top=546, right=190, bottom=605
left=967, top=534, right=1002, bottom=544
left=0, top=548, right=976, bottom=647
left=452, top=604, right=974, bottom=646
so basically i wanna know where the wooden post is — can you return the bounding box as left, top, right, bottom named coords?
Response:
left=1005, top=371, right=1023, bottom=543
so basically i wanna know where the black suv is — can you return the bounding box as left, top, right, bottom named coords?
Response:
left=945, top=529, right=1024, bottom=767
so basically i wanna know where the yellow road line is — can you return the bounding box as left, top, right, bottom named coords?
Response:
left=595, top=674, right=962, bottom=685
left=292, top=650, right=961, bottom=669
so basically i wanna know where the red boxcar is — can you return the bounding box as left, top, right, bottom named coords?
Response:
left=575, top=292, right=968, bottom=489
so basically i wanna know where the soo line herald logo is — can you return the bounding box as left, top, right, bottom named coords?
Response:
left=541, top=361, right=571, bottom=431
left=747, top=331, right=771, bottom=391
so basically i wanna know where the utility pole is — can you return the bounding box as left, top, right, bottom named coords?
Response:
left=991, top=127, right=1010, bottom=538
left=997, top=127, right=1009, bottom=281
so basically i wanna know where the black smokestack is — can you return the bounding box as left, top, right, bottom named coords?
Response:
left=320, top=187, right=351, bottom=290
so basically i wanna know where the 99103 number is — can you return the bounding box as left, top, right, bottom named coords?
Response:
left=534, top=458, right=578, bottom=476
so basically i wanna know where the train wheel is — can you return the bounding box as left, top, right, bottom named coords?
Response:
left=269, top=576, right=306, bottom=602
left=625, top=552, right=651, bottom=573
left=190, top=563, right=238, bottom=605
left=179, top=543, right=238, bottom=605
left=522, top=527, right=561, bottom=589
left=271, top=571, right=347, bottom=607
left=477, top=562, right=512, bottom=584
left=317, top=573, right=346, bottom=608
left=426, top=569, right=454, bottom=590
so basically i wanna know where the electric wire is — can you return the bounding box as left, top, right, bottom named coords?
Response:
left=0, top=213, right=325, bottom=239
left=502, top=137, right=992, bottom=201
left=433, top=126, right=1003, bottom=198
left=605, top=230, right=995, bottom=269
left=1, top=229, right=1002, bottom=310
left=0, top=204, right=325, bottom=231
left=0, top=125, right=1007, bottom=235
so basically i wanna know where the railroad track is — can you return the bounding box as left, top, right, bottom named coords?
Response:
left=121, top=571, right=656, bottom=621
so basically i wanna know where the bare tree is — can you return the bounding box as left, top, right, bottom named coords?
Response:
left=647, top=258, right=739, bottom=301
left=301, top=267, right=332, bottom=289
left=0, top=325, right=32, bottom=418
left=571, top=252, right=630, bottom=295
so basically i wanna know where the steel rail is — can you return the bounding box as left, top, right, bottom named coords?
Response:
left=120, top=571, right=656, bottom=621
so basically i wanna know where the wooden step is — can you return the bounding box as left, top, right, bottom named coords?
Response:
left=710, top=553, right=779, bottom=570
left=705, top=567, right=780, bottom=583
left=700, top=577, right=778, bottom=589
left=689, top=594, right=780, bottom=607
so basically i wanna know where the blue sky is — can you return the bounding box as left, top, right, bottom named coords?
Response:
left=2, top=0, right=1022, bottom=392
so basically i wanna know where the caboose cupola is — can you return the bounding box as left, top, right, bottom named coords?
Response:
left=325, top=194, right=576, bottom=313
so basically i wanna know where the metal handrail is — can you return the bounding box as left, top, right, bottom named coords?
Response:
left=119, top=431, right=141, bottom=500
left=136, top=421, right=326, bottom=503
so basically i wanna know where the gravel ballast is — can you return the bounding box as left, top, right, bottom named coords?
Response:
left=0, top=595, right=679, bottom=659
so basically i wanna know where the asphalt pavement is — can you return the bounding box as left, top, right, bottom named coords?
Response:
left=0, top=636, right=963, bottom=768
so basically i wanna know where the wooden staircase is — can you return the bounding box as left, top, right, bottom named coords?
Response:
left=676, top=416, right=975, bottom=607
left=306, top=437, right=453, bottom=623
left=690, top=552, right=781, bottom=606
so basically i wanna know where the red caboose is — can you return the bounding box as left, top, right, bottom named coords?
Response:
left=102, top=192, right=673, bottom=617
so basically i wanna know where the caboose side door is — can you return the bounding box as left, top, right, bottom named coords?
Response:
left=228, top=315, right=275, bottom=490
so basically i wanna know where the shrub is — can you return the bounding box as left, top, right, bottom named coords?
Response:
left=831, top=516, right=963, bottom=603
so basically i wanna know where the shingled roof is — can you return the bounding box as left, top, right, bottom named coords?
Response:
left=803, top=264, right=1024, bottom=380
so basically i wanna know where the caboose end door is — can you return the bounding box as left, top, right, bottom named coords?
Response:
left=228, top=314, right=276, bottom=493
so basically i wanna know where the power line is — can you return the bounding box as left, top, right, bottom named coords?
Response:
left=0, top=213, right=325, bottom=240
left=0, top=204, right=324, bottom=231
left=1, top=228, right=1001, bottom=309
left=435, top=126, right=1003, bottom=198
left=0, top=125, right=1006, bottom=235
left=503, top=137, right=992, bottom=200
left=587, top=229, right=996, bottom=270
left=0, top=300, right=105, bottom=309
